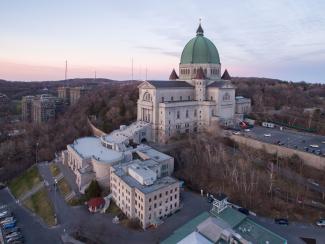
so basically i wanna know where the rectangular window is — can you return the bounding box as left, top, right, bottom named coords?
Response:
left=161, top=97, right=164, bottom=102
left=194, top=110, right=197, bottom=117
left=177, top=111, right=180, bottom=119
left=180, top=96, right=182, bottom=101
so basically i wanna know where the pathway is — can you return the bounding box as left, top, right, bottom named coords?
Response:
left=18, top=181, right=45, bottom=202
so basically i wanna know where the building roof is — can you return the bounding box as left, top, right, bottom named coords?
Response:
left=169, top=69, right=179, bottom=80
left=221, top=69, right=231, bottom=80
left=207, top=80, right=226, bottom=88
left=161, top=212, right=210, bottom=244
left=180, top=24, right=220, bottom=64
left=178, top=232, right=212, bottom=244
left=146, top=80, right=193, bottom=88
left=87, top=197, right=105, bottom=208
left=70, top=137, right=123, bottom=164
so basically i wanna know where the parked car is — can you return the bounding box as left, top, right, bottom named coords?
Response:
left=7, top=234, right=24, bottom=243
left=238, top=208, right=249, bottom=215
left=6, top=231, right=22, bottom=240
left=1, top=216, right=15, bottom=225
left=274, top=218, right=289, bottom=225
left=0, top=210, right=12, bottom=219
left=307, top=179, right=320, bottom=187
left=316, top=219, right=325, bottom=227
left=4, top=227, right=20, bottom=235
left=264, top=133, right=271, bottom=137
left=2, top=220, right=17, bottom=229
left=310, top=144, right=319, bottom=148
left=244, top=129, right=251, bottom=132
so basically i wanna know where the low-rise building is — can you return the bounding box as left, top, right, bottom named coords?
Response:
left=163, top=200, right=287, bottom=244
left=235, top=96, right=251, bottom=115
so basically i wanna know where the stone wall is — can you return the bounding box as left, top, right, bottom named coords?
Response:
left=231, top=135, right=325, bottom=170
left=87, top=118, right=106, bottom=137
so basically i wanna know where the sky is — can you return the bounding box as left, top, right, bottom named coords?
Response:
left=0, top=0, right=325, bottom=83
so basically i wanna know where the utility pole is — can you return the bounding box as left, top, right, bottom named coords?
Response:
left=131, top=57, right=134, bottom=81
left=65, top=60, right=68, bottom=81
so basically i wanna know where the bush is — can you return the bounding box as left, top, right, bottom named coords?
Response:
left=84, top=180, right=102, bottom=200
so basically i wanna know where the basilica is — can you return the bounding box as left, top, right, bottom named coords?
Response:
left=137, top=24, right=251, bottom=143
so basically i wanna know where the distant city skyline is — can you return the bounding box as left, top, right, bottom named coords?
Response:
left=1, top=0, right=325, bottom=83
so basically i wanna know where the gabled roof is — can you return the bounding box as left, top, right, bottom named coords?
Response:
left=195, top=67, right=205, bottom=79
left=146, top=80, right=193, bottom=88
left=207, top=80, right=234, bottom=89
left=169, top=69, right=179, bottom=80
left=221, top=69, right=231, bottom=80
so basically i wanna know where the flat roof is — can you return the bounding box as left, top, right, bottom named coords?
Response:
left=161, top=212, right=210, bottom=244
left=113, top=160, right=178, bottom=194
left=138, top=147, right=172, bottom=162
left=212, top=207, right=287, bottom=244
left=102, top=121, right=150, bottom=144
left=70, top=137, right=123, bottom=163
left=235, top=218, right=287, bottom=244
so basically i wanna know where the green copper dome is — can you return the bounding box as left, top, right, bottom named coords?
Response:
left=180, top=24, right=220, bottom=64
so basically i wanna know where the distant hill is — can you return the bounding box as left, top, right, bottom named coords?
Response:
left=0, top=78, right=138, bottom=100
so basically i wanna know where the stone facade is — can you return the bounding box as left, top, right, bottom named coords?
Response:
left=136, top=24, right=250, bottom=143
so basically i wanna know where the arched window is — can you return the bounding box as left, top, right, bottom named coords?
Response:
left=223, top=92, right=231, bottom=101
left=143, top=92, right=151, bottom=101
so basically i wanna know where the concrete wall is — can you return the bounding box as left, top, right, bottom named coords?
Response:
left=231, top=135, right=325, bottom=170
left=87, top=118, right=106, bottom=137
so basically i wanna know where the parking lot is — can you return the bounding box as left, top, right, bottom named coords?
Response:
left=241, top=126, right=325, bottom=156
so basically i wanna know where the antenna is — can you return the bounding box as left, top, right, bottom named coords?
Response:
left=65, top=60, right=68, bottom=81
left=145, top=66, right=148, bottom=80
left=131, top=57, right=134, bottom=81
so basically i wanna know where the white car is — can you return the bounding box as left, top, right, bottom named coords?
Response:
left=322, top=141, right=325, bottom=144
left=316, top=219, right=325, bottom=227
left=310, top=144, right=319, bottom=148
left=244, top=129, right=251, bottom=132
left=307, top=178, right=320, bottom=187
left=264, top=133, right=271, bottom=137
left=233, top=131, right=241, bottom=135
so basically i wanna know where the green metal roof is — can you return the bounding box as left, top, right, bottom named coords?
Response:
left=161, top=211, right=210, bottom=244
left=211, top=207, right=246, bottom=228
left=235, top=218, right=287, bottom=244
left=180, top=25, right=220, bottom=64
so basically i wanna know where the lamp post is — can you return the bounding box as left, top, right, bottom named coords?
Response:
left=54, top=178, right=58, bottom=225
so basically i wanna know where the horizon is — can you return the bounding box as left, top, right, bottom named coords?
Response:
left=1, top=0, right=325, bottom=83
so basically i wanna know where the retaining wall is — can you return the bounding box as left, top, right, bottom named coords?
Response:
left=231, top=135, right=325, bottom=170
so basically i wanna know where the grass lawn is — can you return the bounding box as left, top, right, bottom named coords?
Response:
left=49, top=164, right=61, bottom=177
left=57, top=178, right=71, bottom=198
left=9, top=165, right=42, bottom=199
left=106, top=201, right=122, bottom=215
left=23, top=188, right=56, bottom=226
